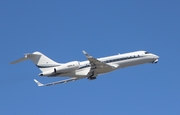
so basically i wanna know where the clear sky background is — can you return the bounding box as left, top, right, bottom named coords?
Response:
left=1, top=0, right=180, bottom=115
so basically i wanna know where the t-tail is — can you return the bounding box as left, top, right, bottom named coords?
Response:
left=10, top=52, right=61, bottom=72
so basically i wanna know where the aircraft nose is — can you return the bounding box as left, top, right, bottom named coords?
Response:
left=153, top=55, right=159, bottom=59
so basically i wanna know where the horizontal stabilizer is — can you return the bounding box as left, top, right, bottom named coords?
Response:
left=10, top=56, right=28, bottom=64
left=34, top=77, right=79, bottom=86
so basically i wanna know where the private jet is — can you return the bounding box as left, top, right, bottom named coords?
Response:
left=11, top=50, right=159, bottom=86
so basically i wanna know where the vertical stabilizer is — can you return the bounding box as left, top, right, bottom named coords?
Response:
left=11, top=52, right=61, bottom=72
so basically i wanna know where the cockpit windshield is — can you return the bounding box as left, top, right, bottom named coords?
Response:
left=145, top=51, right=150, bottom=54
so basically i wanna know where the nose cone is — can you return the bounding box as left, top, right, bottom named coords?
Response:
left=153, top=55, right=159, bottom=59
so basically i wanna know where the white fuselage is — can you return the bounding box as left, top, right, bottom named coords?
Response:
left=58, top=51, right=159, bottom=78
left=11, top=50, right=159, bottom=86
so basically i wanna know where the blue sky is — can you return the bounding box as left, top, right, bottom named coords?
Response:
left=1, top=0, right=180, bottom=115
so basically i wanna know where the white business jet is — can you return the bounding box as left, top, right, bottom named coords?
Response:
left=11, top=50, right=159, bottom=86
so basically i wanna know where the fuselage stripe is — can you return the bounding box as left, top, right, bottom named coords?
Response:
left=79, top=56, right=143, bottom=69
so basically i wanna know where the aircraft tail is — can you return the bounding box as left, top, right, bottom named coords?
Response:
left=10, top=52, right=61, bottom=72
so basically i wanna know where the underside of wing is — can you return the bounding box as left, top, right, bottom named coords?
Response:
left=34, top=77, right=79, bottom=86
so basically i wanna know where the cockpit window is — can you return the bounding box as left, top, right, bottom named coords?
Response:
left=145, top=51, right=150, bottom=54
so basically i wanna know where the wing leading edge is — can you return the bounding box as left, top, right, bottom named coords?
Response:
left=82, top=50, right=117, bottom=79
left=34, top=77, right=79, bottom=86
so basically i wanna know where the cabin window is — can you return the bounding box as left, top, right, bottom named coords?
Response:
left=145, top=52, right=150, bottom=54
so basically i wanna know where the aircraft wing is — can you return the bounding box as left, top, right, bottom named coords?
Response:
left=82, top=51, right=118, bottom=79
left=34, top=77, right=79, bottom=86
left=82, top=50, right=115, bottom=70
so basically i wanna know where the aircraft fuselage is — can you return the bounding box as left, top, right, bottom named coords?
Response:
left=59, top=51, right=159, bottom=78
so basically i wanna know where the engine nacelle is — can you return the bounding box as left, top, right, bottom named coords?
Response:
left=55, top=61, right=80, bottom=73
left=39, top=69, right=54, bottom=76
left=39, top=61, right=80, bottom=76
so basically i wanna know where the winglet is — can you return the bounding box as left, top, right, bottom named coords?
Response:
left=34, top=79, right=44, bottom=86
left=82, top=50, right=92, bottom=58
